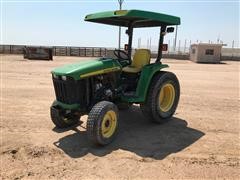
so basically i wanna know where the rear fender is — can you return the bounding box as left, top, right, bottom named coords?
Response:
left=122, top=63, right=169, bottom=102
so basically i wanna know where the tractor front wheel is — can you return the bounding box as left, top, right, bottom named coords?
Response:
left=140, top=71, right=180, bottom=123
left=87, top=101, right=119, bottom=145
left=50, top=106, right=80, bottom=128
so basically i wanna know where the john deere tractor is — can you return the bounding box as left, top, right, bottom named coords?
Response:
left=50, top=10, right=181, bottom=145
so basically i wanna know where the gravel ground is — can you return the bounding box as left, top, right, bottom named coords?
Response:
left=0, top=55, right=239, bottom=179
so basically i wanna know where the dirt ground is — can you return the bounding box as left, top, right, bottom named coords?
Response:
left=0, top=55, right=239, bottom=179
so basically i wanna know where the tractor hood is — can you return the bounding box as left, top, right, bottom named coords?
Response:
left=52, top=58, right=122, bottom=80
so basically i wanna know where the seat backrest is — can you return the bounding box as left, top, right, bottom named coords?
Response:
left=131, top=49, right=151, bottom=68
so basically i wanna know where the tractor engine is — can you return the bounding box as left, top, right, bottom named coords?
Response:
left=92, top=73, right=118, bottom=102
left=52, top=72, right=119, bottom=112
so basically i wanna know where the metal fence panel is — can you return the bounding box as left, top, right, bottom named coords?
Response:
left=1, top=44, right=237, bottom=60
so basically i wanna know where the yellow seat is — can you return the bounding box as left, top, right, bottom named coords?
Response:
left=123, top=49, right=151, bottom=73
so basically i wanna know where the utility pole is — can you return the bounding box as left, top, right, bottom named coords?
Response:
left=217, top=34, right=220, bottom=44
left=232, top=40, right=234, bottom=49
left=232, top=40, right=235, bottom=57
left=174, top=25, right=178, bottom=52
left=184, top=39, right=187, bottom=53
left=118, top=0, right=124, bottom=49
left=178, top=40, right=181, bottom=52
left=189, top=40, right=191, bottom=52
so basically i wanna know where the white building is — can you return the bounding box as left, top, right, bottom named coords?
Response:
left=190, top=43, right=223, bottom=63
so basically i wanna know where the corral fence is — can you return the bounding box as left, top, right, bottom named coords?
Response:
left=0, top=45, right=107, bottom=57
left=0, top=44, right=239, bottom=61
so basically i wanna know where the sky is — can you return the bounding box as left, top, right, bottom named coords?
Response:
left=1, top=0, right=239, bottom=49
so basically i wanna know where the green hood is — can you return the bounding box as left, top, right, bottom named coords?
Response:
left=52, top=58, right=122, bottom=80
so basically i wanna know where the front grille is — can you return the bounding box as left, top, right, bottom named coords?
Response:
left=52, top=77, right=86, bottom=106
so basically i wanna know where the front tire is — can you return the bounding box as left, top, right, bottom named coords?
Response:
left=87, top=101, right=119, bottom=145
left=140, top=71, right=180, bottom=123
left=50, top=106, right=80, bottom=128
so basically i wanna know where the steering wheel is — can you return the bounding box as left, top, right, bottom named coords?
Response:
left=113, top=50, right=131, bottom=65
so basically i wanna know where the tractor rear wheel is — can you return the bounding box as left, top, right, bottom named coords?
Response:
left=140, top=71, right=180, bottom=123
left=87, top=101, right=119, bottom=145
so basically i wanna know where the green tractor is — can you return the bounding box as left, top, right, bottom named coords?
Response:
left=51, top=10, right=181, bottom=145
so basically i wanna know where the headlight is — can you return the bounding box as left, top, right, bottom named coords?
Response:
left=61, top=76, right=67, bottom=81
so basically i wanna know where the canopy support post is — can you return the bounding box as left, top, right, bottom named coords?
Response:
left=127, top=24, right=134, bottom=61
left=156, top=25, right=166, bottom=63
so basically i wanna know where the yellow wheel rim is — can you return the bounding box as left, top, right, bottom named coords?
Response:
left=101, top=110, right=117, bottom=138
left=159, top=83, right=175, bottom=112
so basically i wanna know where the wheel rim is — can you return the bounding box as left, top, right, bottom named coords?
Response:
left=101, top=110, right=117, bottom=138
left=63, top=117, right=73, bottom=124
left=63, top=114, right=77, bottom=124
left=159, top=83, right=175, bottom=112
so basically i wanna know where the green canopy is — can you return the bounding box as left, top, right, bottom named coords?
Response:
left=84, top=9, right=180, bottom=28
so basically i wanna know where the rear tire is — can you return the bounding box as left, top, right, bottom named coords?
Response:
left=87, top=101, right=119, bottom=145
left=140, top=71, right=180, bottom=123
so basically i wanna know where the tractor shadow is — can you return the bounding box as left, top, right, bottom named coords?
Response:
left=53, top=105, right=205, bottom=160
